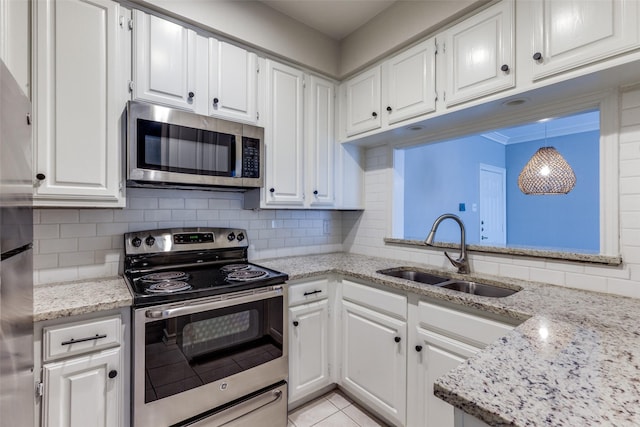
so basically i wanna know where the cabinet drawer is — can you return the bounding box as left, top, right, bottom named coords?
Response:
left=43, top=316, right=121, bottom=362
left=288, top=279, right=329, bottom=306
left=342, top=279, right=407, bottom=320
left=418, top=301, right=513, bottom=348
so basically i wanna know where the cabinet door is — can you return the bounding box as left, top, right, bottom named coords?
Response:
left=42, top=347, right=122, bottom=427
left=306, top=75, right=335, bottom=207
left=442, top=0, right=514, bottom=107
left=33, top=0, right=128, bottom=207
left=531, top=0, right=640, bottom=80
left=408, top=327, right=478, bottom=427
left=208, top=39, right=258, bottom=123
left=383, top=38, right=436, bottom=125
left=263, top=59, right=305, bottom=205
left=344, top=67, right=381, bottom=137
left=134, top=11, right=207, bottom=113
left=289, top=299, right=331, bottom=403
left=340, top=300, right=406, bottom=426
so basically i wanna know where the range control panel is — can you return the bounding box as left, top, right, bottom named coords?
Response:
left=125, top=227, right=248, bottom=255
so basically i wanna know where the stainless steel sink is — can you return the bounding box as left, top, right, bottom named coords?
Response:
left=377, top=267, right=520, bottom=298
left=439, top=280, right=519, bottom=298
left=376, top=267, right=449, bottom=285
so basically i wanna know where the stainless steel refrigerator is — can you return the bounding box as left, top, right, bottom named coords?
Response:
left=0, top=60, right=34, bottom=426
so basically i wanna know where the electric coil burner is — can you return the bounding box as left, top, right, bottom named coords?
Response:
left=124, top=227, right=289, bottom=427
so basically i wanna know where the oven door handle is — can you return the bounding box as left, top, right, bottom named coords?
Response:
left=185, top=387, right=284, bottom=426
left=144, top=287, right=283, bottom=319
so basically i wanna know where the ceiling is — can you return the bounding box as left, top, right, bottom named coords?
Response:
left=259, top=0, right=398, bottom=40
left=481, top=110, right=600, bottom=145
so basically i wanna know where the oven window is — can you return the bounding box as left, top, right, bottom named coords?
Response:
left=143, top=297, right=283, bottom=403
left=137, top=119, right=236, bottom=177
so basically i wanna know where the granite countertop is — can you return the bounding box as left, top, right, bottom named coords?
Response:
left=34, top=276, right=132, bottom=322
left=36, top=252, right=640, bottom=426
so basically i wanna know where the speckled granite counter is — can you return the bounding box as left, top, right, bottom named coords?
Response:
left=258, top=252, right=640, bottom=427
left=34, top=276, right=132, bottom=322
left=34, top=253, right=640, bottom=426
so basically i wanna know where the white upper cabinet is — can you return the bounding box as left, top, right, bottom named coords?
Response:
left=33, top=0, right=130, bottom=207
left=343, top=66, right=381, bottom=137
left=262, top=59, right=305, bottom=206
left=133, top=11, right=207, bottom=113
left=208, top=39, right=258, bottom=123
left=530, top=0, right=640, bottom=80
left=306, top=75, right=335, bottom=207
left=382, top=38, right=437, bottom=125
left=440, top=0, right=514, bottom=107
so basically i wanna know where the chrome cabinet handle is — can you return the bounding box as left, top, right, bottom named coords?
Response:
left=61, top=334, right=107, bottom=346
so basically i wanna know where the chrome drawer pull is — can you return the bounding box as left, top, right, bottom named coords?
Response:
left=303, top=290, right=322, bottom=296
left=61, top=334, right=107, bottom=346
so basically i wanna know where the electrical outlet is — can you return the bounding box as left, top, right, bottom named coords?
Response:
left=323, top=220, right=330, bottom=235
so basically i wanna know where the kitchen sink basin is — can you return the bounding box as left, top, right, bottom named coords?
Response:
left=440, top=280, right=519, bottom=298
left=377, top=267, right=520, bottom=298
left=377, top=268, right=449, bottom=285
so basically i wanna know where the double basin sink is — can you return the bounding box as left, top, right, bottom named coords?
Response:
left=377, top=267, right=520, bottom=298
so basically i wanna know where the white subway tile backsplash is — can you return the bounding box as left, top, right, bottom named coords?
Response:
left=79, top=236, right=113, bottom=251
left=159, top=198, right=185, bottom=209
left=60, top=223, right=97, bottom=238
left=185, top=199, right=209, bottom=209
left=39, top=238, right=78, bottom=254
left=128, top=197, right=158, bottom=210
left=143, top=210, right=172, bottom=221
left=565, top=272, right=608, bottom=293
left=59, top=251, right=96, bottom=267
left=113, top=209, right=144, bottom=222
left=79, top=209, right=114, bottom=223
left=34, top=254, right=58, bottom=270
left=40, top=209, right=79, bottom=224
left=34, top=188, right=345, bottom=284
left=34, top=224, right=59, bottom=240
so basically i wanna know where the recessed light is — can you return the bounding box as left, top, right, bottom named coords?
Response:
left=407, top=125, right=424, bottom=131
left=502, top=98, right=528, bottom=107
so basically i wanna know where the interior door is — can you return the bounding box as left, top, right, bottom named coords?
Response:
left=479, top=164, right=506, bottom=245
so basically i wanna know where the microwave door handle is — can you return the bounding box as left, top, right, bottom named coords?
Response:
left=145, top=287, right=283, bottom=319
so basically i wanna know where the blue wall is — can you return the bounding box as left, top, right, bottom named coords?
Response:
left=505, top=131, right=600, bottom=252
left=403, top=135, right=505, bottom=243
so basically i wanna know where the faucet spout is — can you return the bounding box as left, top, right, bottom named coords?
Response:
left=424, top=213, right=470, bottom=274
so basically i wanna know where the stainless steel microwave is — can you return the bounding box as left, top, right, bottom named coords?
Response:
left=126, top=101, right=264, bottom=189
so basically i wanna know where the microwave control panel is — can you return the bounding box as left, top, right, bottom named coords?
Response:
left=242, top=137, right=260, bottom=178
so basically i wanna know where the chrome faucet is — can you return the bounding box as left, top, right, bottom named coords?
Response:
left=425, top=213, right=470, bottom=274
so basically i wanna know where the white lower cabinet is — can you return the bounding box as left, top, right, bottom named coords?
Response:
left=42, top=348, right=121, bottom=427
left=286, top=277, right=517, bottom=427
left=340, top=280, right=407, bottom=427
left=35, top=311, right=128, bottom=427
left=408, top=327, right=479, bottom=427
left=407, top=298, right=515, bottom=426
left=288, top=279, right=333, bottom=406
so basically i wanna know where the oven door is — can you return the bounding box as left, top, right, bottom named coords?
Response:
left=132, top=286, right=288, bottom=427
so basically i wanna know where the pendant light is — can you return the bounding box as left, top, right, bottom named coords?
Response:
left=517, top=124, right=576, bottom=195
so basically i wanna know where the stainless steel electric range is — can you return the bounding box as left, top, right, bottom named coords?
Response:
left=123, top=228, right=289, bottom=427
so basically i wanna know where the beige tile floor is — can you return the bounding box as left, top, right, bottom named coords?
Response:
left=288, top=389, right=390, bottom=427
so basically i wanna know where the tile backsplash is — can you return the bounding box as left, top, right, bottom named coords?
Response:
left=33, top=188, right=343, bottom=285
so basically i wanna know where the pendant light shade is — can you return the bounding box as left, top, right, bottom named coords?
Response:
left=518, top=146, right=576, bottom=195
